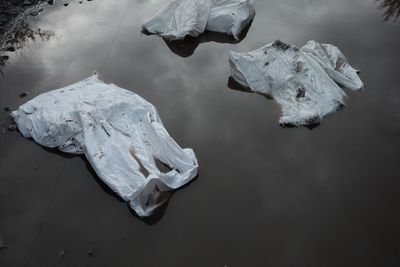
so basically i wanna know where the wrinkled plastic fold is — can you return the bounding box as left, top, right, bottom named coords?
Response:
left=12, top=75, right=199, bottom=217
left=229, top=40, right=364, bottom=127
left=142, top=0, right=255, bottom=41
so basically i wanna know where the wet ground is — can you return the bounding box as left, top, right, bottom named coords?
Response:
left=1, top=0, right=400, bottom=266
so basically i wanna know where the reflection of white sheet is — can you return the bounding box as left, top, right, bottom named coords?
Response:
left=142, top=0, right=255, bottom=41
left=12, top=75, right=199, bottom=217
left=229, top=40, right=364, bottom=127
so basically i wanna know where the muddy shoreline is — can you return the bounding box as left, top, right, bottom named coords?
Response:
left=0, top=0, right=53, bottom=66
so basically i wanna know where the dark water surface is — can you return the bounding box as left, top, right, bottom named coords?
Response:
left=1, top=0, right=400, bottom=266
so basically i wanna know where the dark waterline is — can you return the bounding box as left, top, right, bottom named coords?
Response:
left=1, top=0, right=400, bottom=266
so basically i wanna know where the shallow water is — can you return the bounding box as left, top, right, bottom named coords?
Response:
left=0, top=0, right=400, bottom=266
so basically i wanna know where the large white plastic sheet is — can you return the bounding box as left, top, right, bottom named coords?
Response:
left=229, top=40, right=364, bottom=127
left=12, top=75, right=199, bottom=217
left=142, top=0, right=256, bottom=41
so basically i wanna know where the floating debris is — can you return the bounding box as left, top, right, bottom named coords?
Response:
left=12, top=75, right=199, bottom=217
left=229, top=40, right=364, bottom=128
left=142, top=0, right=255, bottom=41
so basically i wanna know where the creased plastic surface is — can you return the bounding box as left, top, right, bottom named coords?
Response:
left=12, top=75, right=199, bottom=217
left=142, top=0, right=255, bottom=41
left=229, top=40, right=364, bottom=127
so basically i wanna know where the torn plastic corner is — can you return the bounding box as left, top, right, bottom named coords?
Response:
left=11, top=75, right=199, bottom=217
left=228, top=40, right=364, bottom=128
left=141, top=0, right=255, bottom=41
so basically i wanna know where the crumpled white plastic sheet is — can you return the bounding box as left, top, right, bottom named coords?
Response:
left=228, top=40, right=364, bottom=127
left=142, top=0, right=255, bottom=41
left=12, top=75, right=199, bottom=217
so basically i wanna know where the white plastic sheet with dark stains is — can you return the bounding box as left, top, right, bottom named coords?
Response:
left=228, top=40, right=364, bottom=127
left=11, top=75, right=199, bottom=217
left=142, top=0, right=255, bottom=41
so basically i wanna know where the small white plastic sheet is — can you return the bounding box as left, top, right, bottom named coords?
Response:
left=142, top=0, right=255, bottom=41
left=229, top=40, right=364, bottom=127
left=12, top=75, right=199, bottom=217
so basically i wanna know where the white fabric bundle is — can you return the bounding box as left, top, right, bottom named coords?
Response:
left=142, top=0, right=255, bottom=41
left=12, top=75, right=199, bottom=217
left=229, top=40, right=364, bottom=127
